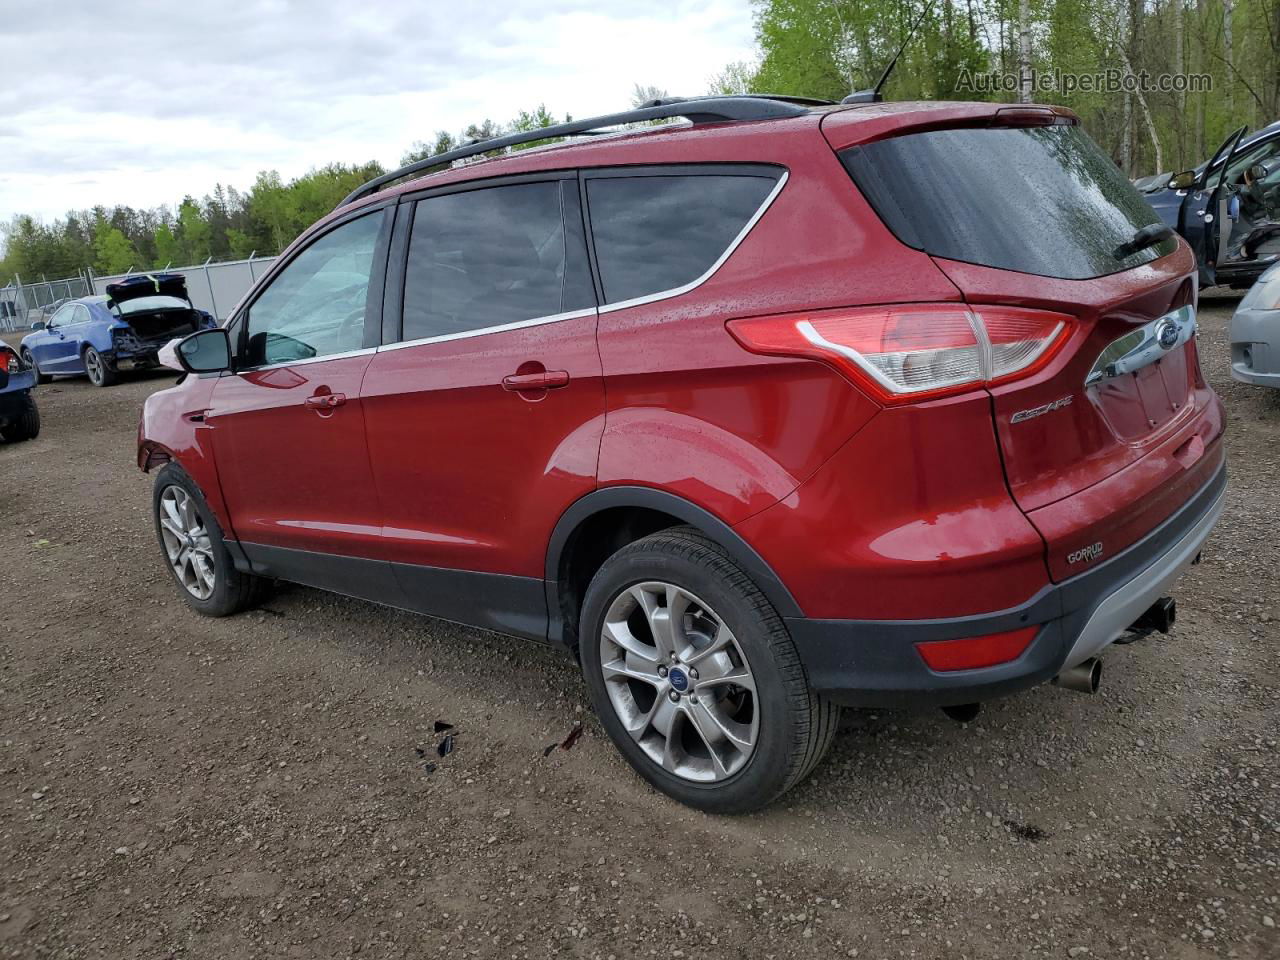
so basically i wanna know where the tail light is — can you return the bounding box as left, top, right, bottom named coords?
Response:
left=727, top=303, right=1072, bottom=404
left=1, top=347, right=18, bottom=373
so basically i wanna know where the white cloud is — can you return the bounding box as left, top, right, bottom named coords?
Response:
left=1, top=0, right=756, bottom=223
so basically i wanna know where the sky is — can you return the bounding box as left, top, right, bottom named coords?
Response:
left=0, top=0, right=757, bottom=224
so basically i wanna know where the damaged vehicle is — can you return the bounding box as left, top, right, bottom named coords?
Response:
left=1139, top=123, right=1280, bottom=287
left=19, top=274, right=215, bottom=387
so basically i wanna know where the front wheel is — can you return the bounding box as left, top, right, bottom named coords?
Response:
left=579, top=526, right=839, bottom=813
left=83, top=346, right=118, bottom=387
left=20, top=348, right=50, bottom=385
left=153, top=464, right=269, bottom=616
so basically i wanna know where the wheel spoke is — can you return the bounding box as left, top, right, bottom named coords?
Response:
left=696, top=667, right=756, bottom=697
left=684, top=621, right=736, bottom=667
left=682, top=702, right=732, bottom=777
left=602, top=618, right=659, bottom=663
left=601, top=657, right=661, bottom=687
left=690, top=698, right=754, bottom=754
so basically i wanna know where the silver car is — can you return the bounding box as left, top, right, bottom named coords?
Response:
left=1230, top=260, right=1280, bottom=387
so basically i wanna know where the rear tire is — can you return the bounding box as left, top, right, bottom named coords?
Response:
left=579, top=526, right=839, bottom=813
left=84, top=346, right=118, bottom=387
left=20, top=348, right=50, bottom=385
left=152, top=464, right=270, bottom=617
left=0, top=394, right=40, bottom=442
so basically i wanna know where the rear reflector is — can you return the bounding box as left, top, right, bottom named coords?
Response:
left=727, top=304, right=1070, bottom=404
left=915, top=626, right=1038, bottom=672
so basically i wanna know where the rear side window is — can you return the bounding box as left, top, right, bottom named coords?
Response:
left=841, top=125, right=1177, bottom=280
left=585, top=172, right=779, bottom=304
left=403, top=181, right=572, bottom=341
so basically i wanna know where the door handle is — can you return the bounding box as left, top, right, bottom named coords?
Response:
left=502, top=370, right=569, bottom=391
left=305, top=392, right=347, bottom=409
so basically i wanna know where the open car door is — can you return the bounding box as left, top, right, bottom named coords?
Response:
left=1180, top=125, right=1247, bottom=286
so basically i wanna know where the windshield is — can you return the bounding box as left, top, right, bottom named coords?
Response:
left=841, top=124, right=1178, bottom=280
left=114, top=295, right=190, bottom=315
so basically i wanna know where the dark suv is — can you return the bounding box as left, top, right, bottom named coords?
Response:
left=140, top=97, right=1226, bottom=812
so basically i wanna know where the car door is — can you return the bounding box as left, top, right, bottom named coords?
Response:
left=1180, top=125, right=1248, bottom=285
left=207, top=205, right=402, bottom=603
left=360, top=174, right=603, bottom=639
left=36, top=303, right=84, bottom=371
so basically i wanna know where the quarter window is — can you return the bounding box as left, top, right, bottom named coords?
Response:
left=402, top=181, right=569, bottom=342
left=244, top=211, right=383, bottom=367
left=585, top=173, right=778, bottom=304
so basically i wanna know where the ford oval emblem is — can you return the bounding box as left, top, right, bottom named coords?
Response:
left=1156, top=319, right=1180, bottom=350
left=668, top=668, right=689, bottom=692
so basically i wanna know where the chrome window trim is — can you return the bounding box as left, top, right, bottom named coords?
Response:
left=377, top=307, right=598, bottom=352
left=377, top=167, right=790, bottom=351
left=235, top=345, right=379, bottom=374
left=596, top=169, right=789, bottom=314
left=1085, top=304, right=1197, bottom=387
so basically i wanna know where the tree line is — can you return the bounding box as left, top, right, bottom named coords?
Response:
left=5, top=0, right=1277, bottom=284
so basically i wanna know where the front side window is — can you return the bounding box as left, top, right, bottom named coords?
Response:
left=585, top=172, right=779, bottom=304
left=244, top=212, right=383, bottom=367
left=402, top=181, right=569, bottom=342
left=48, top=304, right=76, bottom=327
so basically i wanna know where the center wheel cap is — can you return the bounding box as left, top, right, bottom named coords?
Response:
left=668, top=668, right=690, bottom=692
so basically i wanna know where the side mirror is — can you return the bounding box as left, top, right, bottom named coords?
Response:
left=174, top=328, right=232, bottom=374
left=1169, top=170, right=1198, bottom=190
left=29, top=320, right=46, bottom=331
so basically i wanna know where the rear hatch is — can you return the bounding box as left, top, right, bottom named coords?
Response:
left=106, top=273, right=201, bottom=344
left=831, top=109, right=1225, bottom=581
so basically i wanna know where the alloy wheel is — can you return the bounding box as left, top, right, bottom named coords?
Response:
left=84, top=349, right=103, bottom=385
left=158, top=486, right=216, bottom=600
left=599, top=581, right=758, bottom=782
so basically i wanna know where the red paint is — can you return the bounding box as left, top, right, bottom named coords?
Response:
left=361, top=315, right=604, bottom=577
left=206, top=357, right=381, bottom=556
left=138, top=99, right=1224, bottom=643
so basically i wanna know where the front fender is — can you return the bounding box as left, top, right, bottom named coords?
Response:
left=138, top=375, right=233, bottom=536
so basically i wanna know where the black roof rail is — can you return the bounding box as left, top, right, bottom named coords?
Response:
left=336, top=95, right=812, bottom=209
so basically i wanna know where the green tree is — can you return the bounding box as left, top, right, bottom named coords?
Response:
left=153, top=222, right=180, bottom=267
left=93, top=222, right=138, bottom=274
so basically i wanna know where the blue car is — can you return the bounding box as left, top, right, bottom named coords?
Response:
left=20, top=274, right=216, bottom=387
left=1137, top=122, right=1280, bottom=287
left=0, top=343, right=40, bottom=443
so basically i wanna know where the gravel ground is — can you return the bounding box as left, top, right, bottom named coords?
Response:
left=1, top=296, right=1277, bottom=960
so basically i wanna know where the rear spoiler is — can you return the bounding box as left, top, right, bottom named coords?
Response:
left=105, top=273, right=191, bottom=307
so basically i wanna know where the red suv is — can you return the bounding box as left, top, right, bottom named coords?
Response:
left=139, top=97, right=1226, bottom=812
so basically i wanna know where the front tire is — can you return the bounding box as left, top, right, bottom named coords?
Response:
left=83, top=346, right=118, bottom=387
left=580, top=526, right=839, bottom=813
left=153, top=464, right=269, bottom=617
left=20, top=348, right=50, bottom=385
left=0, top=394, right=40, bottom=442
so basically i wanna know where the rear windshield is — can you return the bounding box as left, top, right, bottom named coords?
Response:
left=841, top=125, right=1178, bottom=280
left=115, top=295, right=189, bottom=315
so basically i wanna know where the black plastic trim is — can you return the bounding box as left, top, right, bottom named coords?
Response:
left=237, top=542, right=549, bottom=643
left=544, top=487, right=804, bottom=648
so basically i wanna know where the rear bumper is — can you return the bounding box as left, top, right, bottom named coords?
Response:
left=786, top=463, right=1227, bottom=708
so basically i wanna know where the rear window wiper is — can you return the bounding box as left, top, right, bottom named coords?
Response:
left=1113, top=223, right=1173, bottom=260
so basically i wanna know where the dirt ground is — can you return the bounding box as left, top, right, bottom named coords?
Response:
left=1, top=295, right=1276, bottom=960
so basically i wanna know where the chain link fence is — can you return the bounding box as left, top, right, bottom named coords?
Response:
left=0, top=274, right=93, bottom=332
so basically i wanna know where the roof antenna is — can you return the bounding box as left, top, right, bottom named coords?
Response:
left=842, top=0, right=936, bottom=104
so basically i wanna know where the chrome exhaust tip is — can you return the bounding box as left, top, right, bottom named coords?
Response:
left=1053, top=657, right=1102, bottom=694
